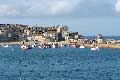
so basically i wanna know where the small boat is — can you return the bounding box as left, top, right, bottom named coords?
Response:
left=80, top=46, right=85, bottom=49
left=38, top=44, right=46, bottom=49
left=59, top=44, right=64, bottom=48
left=38, top=46, right=42, bottom=49
left=38, top=46, right=44, bottom=49
left=91, top=46, right=99, bottom=51
left=91, top=48, right=97, bottom=51
left=31, top=45, right=35, bottom=48
left=96, top=46, right=100, bottom=50
left=21, top=45, right=28, bottom=50
left=71, top=44, right=77, bottom=48
left=52, top=44, right=56, bottom=48
left=3, top=45, right=9, bottom=48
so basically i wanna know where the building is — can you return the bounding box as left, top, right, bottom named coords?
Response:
left=0, top=24, right=80, bottom=43
left=0, top=24, right=29, bottom=42
left=96, top=34, right=103, bottom=44
left=43, top=29, right=58, bottom=42
left=69, top=32, right=78, bottom=39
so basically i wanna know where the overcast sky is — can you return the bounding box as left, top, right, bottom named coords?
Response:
left=0, top=0, right=120, bottom=36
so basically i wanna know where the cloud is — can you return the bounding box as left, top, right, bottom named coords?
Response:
left=115, top=0, right=120, bottom=12
left=48, top=0, right=80, bottom=15
left=0, top=4, right=19, bottom=17
left=0, top=0, right=81, bottom=17
left=25, top=0, right=81, bottom=16
left=0, top=0, right=119, bottom=17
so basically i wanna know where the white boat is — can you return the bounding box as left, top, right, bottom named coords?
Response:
left=21, top=45, right=28, bottom=50
left=12, top=48, right=14, bottom=51
left=91, top=48, right=97, bottom=51
left=38, top=46, right=42, bottom=49
left=31, top=45, right=35, bottom=48
left=60, top=44, right=64, bottom=48
left=91, top=46, right=99, bottom=51
left=96, top=46, right=100, bottom=50
left=80, top=46, right=85, bottom=49
left=3, top=45, right=9, bottom=48
left=52, top=44, right=56, bottom=48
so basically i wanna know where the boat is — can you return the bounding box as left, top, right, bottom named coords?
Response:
left=91, top=48, right=97, bottom=51
left=21, top=45, right=28, bottom=50
left=80, top=46, right=85, bottom=49
left=71, top=44, right=77, bottom=48
left=31, top=45, right=35, bottom=48
left=38, top=45, right=45, bottom=49
left=91, top=46, right=99, bottom=51
left=59, top=43, right=64, bottom=48
left=3, top=45, right=9, bottom=48
left=38, top=46, right=42, bottom=49
left=52, top=44, right=56, bottom=48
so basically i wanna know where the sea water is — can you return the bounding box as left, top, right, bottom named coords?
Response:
left=0, top=45, right=120, bottom=80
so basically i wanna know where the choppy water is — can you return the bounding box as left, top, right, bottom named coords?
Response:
left=0, top=45, right=120, bottom=80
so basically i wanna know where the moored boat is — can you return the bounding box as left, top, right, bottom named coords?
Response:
left=71, top=44, right=77, bottom=48
left=3, top=45, right=9, bottom=48
left=30, top=44, right=34, bottom=48
left=21, top=45, right=28, bottom=50
left=38, top=45, right=45, bottom=49
left=80, top=46, right=85, bottom=49
left=91, top=46, right=99, bottom=51
left=52, top=44, right=56, bottom=48
left=59, top=43, right=64, bottom=48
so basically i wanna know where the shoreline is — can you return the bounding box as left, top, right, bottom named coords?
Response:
left=0, top=41, right=120, bottom=49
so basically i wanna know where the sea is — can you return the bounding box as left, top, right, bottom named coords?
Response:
left=0, top=36, right=120, bottom=80
left=0, top=43, right=120, bottom=80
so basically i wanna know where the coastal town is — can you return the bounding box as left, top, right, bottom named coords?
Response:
left=0, top=24, right=120, bottom=50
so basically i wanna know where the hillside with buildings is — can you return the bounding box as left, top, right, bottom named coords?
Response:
left=0, top=24, right=83, bottom=43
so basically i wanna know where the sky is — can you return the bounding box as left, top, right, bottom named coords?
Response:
left=0, top=0, right=120, bottom=36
